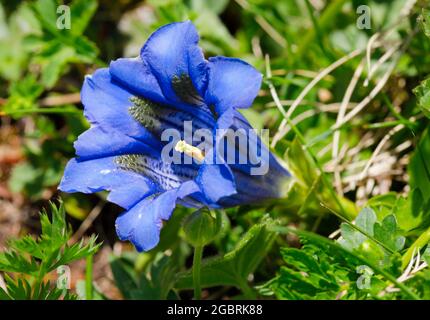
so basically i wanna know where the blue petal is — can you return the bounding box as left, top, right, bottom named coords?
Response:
left=205, top=56, right=262, bottom=114
left=81, top=68, right=160, bottom=148
left=74, top=125, right=161, bottom=161
left=210, top=110, right=291, bottom=206
left=111, top=57, right=216, bottom=132
left=140, top=21, right=208, bottom=102
left=219, top=166, right=290, bottom=207
left=196, top=155, right=237, bottom=204
left=216, top=107, right=236, bottom=131
left=59, top=157, right=156, bottom=209
left=109, top=57, right=169, bottom=106
left=115, top=181, right=200, bottom=251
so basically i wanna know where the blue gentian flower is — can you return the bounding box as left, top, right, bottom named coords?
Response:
left=59, top=21, right=290, bottom=252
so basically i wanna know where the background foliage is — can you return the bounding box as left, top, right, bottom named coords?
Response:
left=1, top=0, right=430, bottom=300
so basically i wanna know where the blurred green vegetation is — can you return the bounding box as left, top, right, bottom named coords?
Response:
left=1, top=0, right=430, bottom=300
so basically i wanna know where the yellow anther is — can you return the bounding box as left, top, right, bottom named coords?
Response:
left=175, top=140, right=205, bottom=162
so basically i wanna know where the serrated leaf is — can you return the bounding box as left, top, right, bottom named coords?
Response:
left=0, top=251, right=39, bottom=275
left=0, top=275, right=77, bottom=300
left=259, top=238, right=361, bottom=300
left=0, top=201, right=100, bottom=300
left=265, top=227, right=420, bottom=300
left=53, top=236, right=100, bottom=271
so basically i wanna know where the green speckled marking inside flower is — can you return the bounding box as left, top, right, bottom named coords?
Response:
left=129, top=96, right=159, bottom=129
left=115, top=154, right=197, bottom=190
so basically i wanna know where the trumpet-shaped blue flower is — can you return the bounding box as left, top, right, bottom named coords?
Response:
left=59, top=21, right=290, bottom=252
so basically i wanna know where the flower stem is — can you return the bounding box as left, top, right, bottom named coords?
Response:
left=193, top=245, right=203, bottom=300
left=215, top=210, right=223, bottom=234
left=239, top=279, right=257, bottom=299
left=85, top=254, right=93, bottom=300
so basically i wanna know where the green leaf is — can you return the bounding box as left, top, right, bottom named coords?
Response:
left=40, top=45, right=75, bottom=88
left=134, top=254, right=178, bottom=300
left=329, top=24, right=368, bottom=52
left=72, top=34, right=99, bottom=61
left=0, top=251, right=39, bottom=275
left=393, top=190, right=430, bottom=232
left=338, top=207, right=405, bottom=268
left=270, top=226, right=421, bottom=300
left=38, top=201, right=69, bottom=252
left=0, top=201, right=100, bottom=300
left=413, top=77, right=430, bottom=119
left=420, top=9, right=430, bottom=39
left=0, top=275, right=77, bottom=300
left=110, top=252, right=178, bottom=300
left=194, top=11, right=237, bottom=55
left=75, top=280, right=107, bottom=300
left=409, top=129, right=430, bottom=205
left=33, top=0, right=60, bottom=36
left=70, top=0, right=98, bottom=36
left=28, top=0, right=99, bottom=88
left=259, top=239, right=358, bottom=300
left=191, top=0, right=229, bottom=14
left=3, top=75, right=43, bottom=116
left=338, top=207, right=376, bottom=250
left=175, top=216, right=278, bottom=290
left=356, top=207, right=377, bottom=236
left=367, top=190, right=430, bottom=233
left=53, top=236, right=100, bottom=271
left=0, top=3, right=40, bottom=81
left=373, top=215, right=405, bottom=252
left=423, top=246, right=430, bottom=266
left=110, top=256, right=138, bottom=300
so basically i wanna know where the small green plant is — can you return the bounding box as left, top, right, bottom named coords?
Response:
left=0, top=201, right=100, bottom=300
